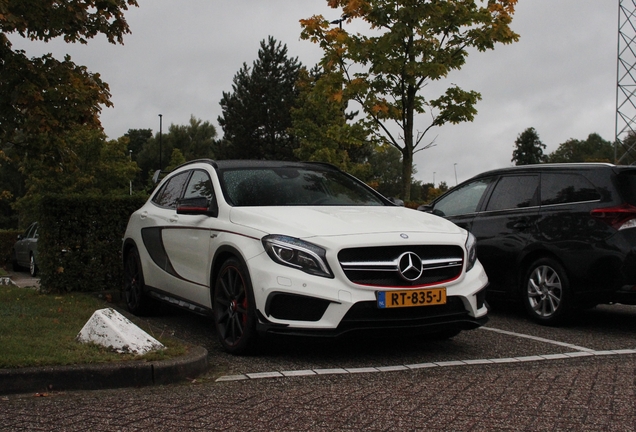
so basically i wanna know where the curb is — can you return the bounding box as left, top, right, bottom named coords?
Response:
left=0, top=346, right=208, bottom=396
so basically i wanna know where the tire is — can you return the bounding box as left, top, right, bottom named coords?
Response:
left=213, top=257, right=258, bottom=355
left=123, top=247, right=152, bottom=316
left=522, top=258, right=571, bottom=325
left=29, top=254, right=37, bottom=277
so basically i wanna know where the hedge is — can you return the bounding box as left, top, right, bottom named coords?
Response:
left=38, top=195, right=147, bottom=293
left=0, top=229, right=22, bottom=266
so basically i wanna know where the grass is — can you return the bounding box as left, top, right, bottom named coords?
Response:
left=0, top=284, right=187, bottom=369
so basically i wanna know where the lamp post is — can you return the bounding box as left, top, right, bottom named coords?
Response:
left=329, top=14, right=348, bottom=29
left=129, top=150, right=133, bottom=195
left=158, top=114, right=163, bottom=171
left=454, top=163, right=458, bottom=186
left=433, top=172, right=436, bottom=188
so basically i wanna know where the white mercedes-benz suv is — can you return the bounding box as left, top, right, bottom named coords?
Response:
left=123, top=159, right=489, bottom=354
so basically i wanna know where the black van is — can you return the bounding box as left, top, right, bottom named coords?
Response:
left=420, top=163, right=636, bottom=324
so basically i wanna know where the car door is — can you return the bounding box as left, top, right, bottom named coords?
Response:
left=470, top=174, right=540, bottom=294
left=536, top=171, right=607, bottom=290
left=15, top=223, right=36, bottom=267
left=159, top=169, right=218, bottom=307
left=427, top=177, right=495, bottom=232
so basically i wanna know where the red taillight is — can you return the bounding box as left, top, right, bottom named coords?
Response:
left=590, top=204, right=636, bottom=230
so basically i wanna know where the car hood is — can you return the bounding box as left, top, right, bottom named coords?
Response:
left=229, top=206, right=464, bottom=239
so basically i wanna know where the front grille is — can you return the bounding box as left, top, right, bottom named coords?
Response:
left=338, top=245, right=464, bottom=287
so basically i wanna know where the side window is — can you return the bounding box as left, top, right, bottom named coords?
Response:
left=23, top=224, right=36, bottom=239
left=152, top=171, right=190, bottom=208
left=541, top=173, right=600, bottom=205
left=433, top=178, right=493, bottom=217
left=183, top=170, right=214, bottom=200
left=486, top=175, right=539, bottom=211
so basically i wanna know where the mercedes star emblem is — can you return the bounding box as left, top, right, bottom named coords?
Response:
left=397, top=252, right=423, bottom=281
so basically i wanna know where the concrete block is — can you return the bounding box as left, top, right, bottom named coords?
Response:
left=77, top=308, right=164, bottom=355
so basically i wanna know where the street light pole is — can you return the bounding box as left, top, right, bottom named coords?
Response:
left=158, top=114, right=163, bottom=171
left=433, top=172, right=436, bottom=188
left=454, top=163, right=458, bottom=186
left=129, top=150, right=133, bottom=195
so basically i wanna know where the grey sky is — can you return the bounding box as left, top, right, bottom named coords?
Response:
left=10, top=1, right=619, bottom=187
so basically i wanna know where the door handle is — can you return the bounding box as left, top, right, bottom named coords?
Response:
left=139, top=211, right=148, bottom=220
left=169, top=215, right=179, bottom=223
left=513, top=222, right=529, bottom=230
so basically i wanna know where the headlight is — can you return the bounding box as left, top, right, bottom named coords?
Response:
left=262, top=235, right=334, bottom=278
left=465, top=231, right=477, bottom=272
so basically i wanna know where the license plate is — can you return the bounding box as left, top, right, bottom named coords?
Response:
left=377, top=288, right=447, bottom=308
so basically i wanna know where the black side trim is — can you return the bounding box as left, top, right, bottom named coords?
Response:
left=146, top=286, right=212, bottom=316
left=141, top=228, right=178, bottom=278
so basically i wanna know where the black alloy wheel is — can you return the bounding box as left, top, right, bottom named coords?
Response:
left=522, top=257, right=571, bottom=325
left=213, top=258, right=257, bottom=355
left=123, top=247, right=151, bottom=316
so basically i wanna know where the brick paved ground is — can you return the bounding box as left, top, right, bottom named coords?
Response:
left=1, top=355, right=634, bottom=431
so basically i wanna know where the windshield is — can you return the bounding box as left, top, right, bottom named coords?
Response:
left=219, top=166, right=386, bottom=207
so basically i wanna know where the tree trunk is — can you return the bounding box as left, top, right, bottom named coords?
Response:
left=401, top=150, right=413, bottom=201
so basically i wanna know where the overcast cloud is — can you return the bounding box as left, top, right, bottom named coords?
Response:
left=10, top=1, right=619, bottom=187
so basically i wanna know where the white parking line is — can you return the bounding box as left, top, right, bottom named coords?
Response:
left=214, top=327, right=636, bottom=382
left=479, top=326, right=596, bottom=352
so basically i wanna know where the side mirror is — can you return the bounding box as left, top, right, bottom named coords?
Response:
left=152, top=169, right=162, bottom=184
left=387, top=197, right=405, bottom=207
left=177, top=197, right=218, bottom=217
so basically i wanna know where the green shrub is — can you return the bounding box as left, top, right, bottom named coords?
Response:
left=38, top=195, right=147, bottom=293
left=0, top=229, right=22, bottom=266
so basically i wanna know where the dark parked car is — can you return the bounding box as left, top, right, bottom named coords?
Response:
left=420, top=163, right=636, bottom=324
left=12, top=222, right=39, bottom=277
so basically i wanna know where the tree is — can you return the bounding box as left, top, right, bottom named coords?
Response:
left=616, top=131, right=636, bottom=165
left=290, top=66, right=375, bottom=179
left=547, top=133, right=614, bottom=163
left=1, top=0, right=138, bottom=226
left=125, top=129, right=152, bottom=161
left=218, top=37, right=302, bottom=161
left=0, top=0, right=138, bottom=158
left=301, top=0, right=519, bottom=200
left=14, top=126, right=139, bottom=220
left=511, top=127, right=546, bottom=165
left=134, top=116, right=217, bottom=187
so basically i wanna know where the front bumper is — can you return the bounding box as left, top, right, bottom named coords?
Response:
left=246, top=251, right=490, bottom=336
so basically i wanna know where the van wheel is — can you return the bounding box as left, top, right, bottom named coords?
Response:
left=213, top=258, right=258, bottom=355
left=522, top=258, right=571, bottom=325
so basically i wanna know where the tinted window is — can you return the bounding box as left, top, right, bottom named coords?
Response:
left=183, top=170, right=214, bottom=200
left=486, top=175, right=539, bottom=211
left=541, top=173, right=600, bottom=206
left=618, top=170, right=636, bottom=205
left=220, top=167, right=385, bottom=206
left=152, top=171, right=190, bottom=208
left=24, top=223, right=37, bottom=239
left=433, top=178, right=492, bottom=217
